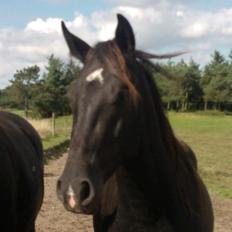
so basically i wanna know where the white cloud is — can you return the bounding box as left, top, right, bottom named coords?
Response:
left=116, top=6, right=144, bottom=19
left=1, top=1, right=232, bottom=87
left=181, top=22, right=209, bottom=38
left=0, top=14, right=95, bottom=88
left=0, top=26, right=65, bottom=88
left=26, top=18, right=62, bottom=34
left=176, top=11, right=184, bottom=17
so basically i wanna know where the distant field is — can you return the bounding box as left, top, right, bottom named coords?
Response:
left=168, top=111, right=232, bottom=199
left=2, top=109, right=232, bottom=199
left=28, top=115, right=72, bottom=150
left=0, top=108, right=72, bottom=150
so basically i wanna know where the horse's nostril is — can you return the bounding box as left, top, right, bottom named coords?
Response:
left=80, top=180, right=94, bottom=206
left=56, top=179, right=64, bottom=202
left=57, top=179, right=62, bottom=191
left=80, top=181, right=90, bottom=202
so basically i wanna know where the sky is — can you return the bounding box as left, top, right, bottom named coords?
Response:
left=1, top=0, right=232, bottom=88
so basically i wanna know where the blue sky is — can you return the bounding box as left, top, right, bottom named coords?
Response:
left=1, top=0, right=232, bottom=88
left=197, top=0, right=232, bottom=11
left=0, top=0, right=111, bottom=28
left=1, top=0, right=232, bottom=28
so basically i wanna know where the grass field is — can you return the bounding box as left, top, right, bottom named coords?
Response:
left=2, top=108, right=232, bottom=199
left=168, top=111, right=232, bottom=199
left=40, top=111, right=232, bottom=199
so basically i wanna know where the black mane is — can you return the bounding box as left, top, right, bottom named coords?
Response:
left=134, top=54, right=201, bottom=207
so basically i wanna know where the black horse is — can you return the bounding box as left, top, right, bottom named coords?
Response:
left=0, top=111, right=44, bottom=232
left=57, top=14, right=214, bottom=232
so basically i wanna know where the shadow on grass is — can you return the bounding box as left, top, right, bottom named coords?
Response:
left=43, top=139, right=70, bottom=164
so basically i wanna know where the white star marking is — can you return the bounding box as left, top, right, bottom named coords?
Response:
left=86, top=68, right=104, bottom=84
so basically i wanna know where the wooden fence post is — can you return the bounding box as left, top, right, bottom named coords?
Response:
left=52, top=112, right=56, bottom=136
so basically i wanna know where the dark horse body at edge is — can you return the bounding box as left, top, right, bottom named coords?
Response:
left=57, top=14, right=214, bottom=231
left=0, top=111, right=44, bottom=232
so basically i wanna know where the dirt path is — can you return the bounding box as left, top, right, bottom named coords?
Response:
left=36, top=154, right=93, bottom=232
left=36, top=153, right=232, bottom=232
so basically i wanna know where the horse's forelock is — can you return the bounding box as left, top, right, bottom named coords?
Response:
left=109, top=42, right=140, bottom=105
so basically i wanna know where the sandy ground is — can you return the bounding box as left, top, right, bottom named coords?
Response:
left=36, top=153, right=232, bottom=232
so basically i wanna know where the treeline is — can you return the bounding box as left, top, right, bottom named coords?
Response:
left=0, top=50, right=232, bottom=118
left=0, top=55, right=80, bottom=117
left=155, top=50, right=232, bottom=112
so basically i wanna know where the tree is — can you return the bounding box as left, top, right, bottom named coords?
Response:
left=228, top=49, right=232, bottom=63
left=63, top=59, right=80, bottom=84
left=201, top=50, right=229, bottom=110
left=182, top=59, right=202, bottom=110
left=156, top=59, right=202, bottom=111
left=33, top=55, right=79, bottom=117
left=10, top=65, right=40, bottom=117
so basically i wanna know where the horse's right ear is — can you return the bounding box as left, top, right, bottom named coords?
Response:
left=61, top=21, right=90, bottom=63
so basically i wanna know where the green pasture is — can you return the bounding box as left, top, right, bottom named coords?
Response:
left=168, top=111, right=232, bottom=199
left=3, top=108, right=232, bottom=199
left=46, top=111, right=232, bottom=199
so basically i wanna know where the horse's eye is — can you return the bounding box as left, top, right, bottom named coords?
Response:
left=117, top=90, right=125, bottom=102
left=117, top=87, right=128, bottom=103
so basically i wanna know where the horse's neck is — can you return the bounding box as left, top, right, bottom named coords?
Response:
left=105, top=167, right=173, bottom=232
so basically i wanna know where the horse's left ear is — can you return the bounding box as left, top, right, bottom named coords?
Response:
left=115, top=14, right=135, bottom=54
left=61, top=21, right=90, bottom=63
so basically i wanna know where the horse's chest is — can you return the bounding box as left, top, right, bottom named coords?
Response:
left=108, top=215, right=173, bottom=232
left=99, top=168, right=174, bottom=232
left=107, top=186, right=173, bottom=232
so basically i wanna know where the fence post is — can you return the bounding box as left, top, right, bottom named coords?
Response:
left=52, top=112, right=56, bottom=136
left=64, top=118, right=68, bottom=134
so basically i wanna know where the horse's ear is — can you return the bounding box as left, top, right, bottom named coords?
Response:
left=115, top=14, right=135, bottom=54
left=61, top=21, right=90, bottom=63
